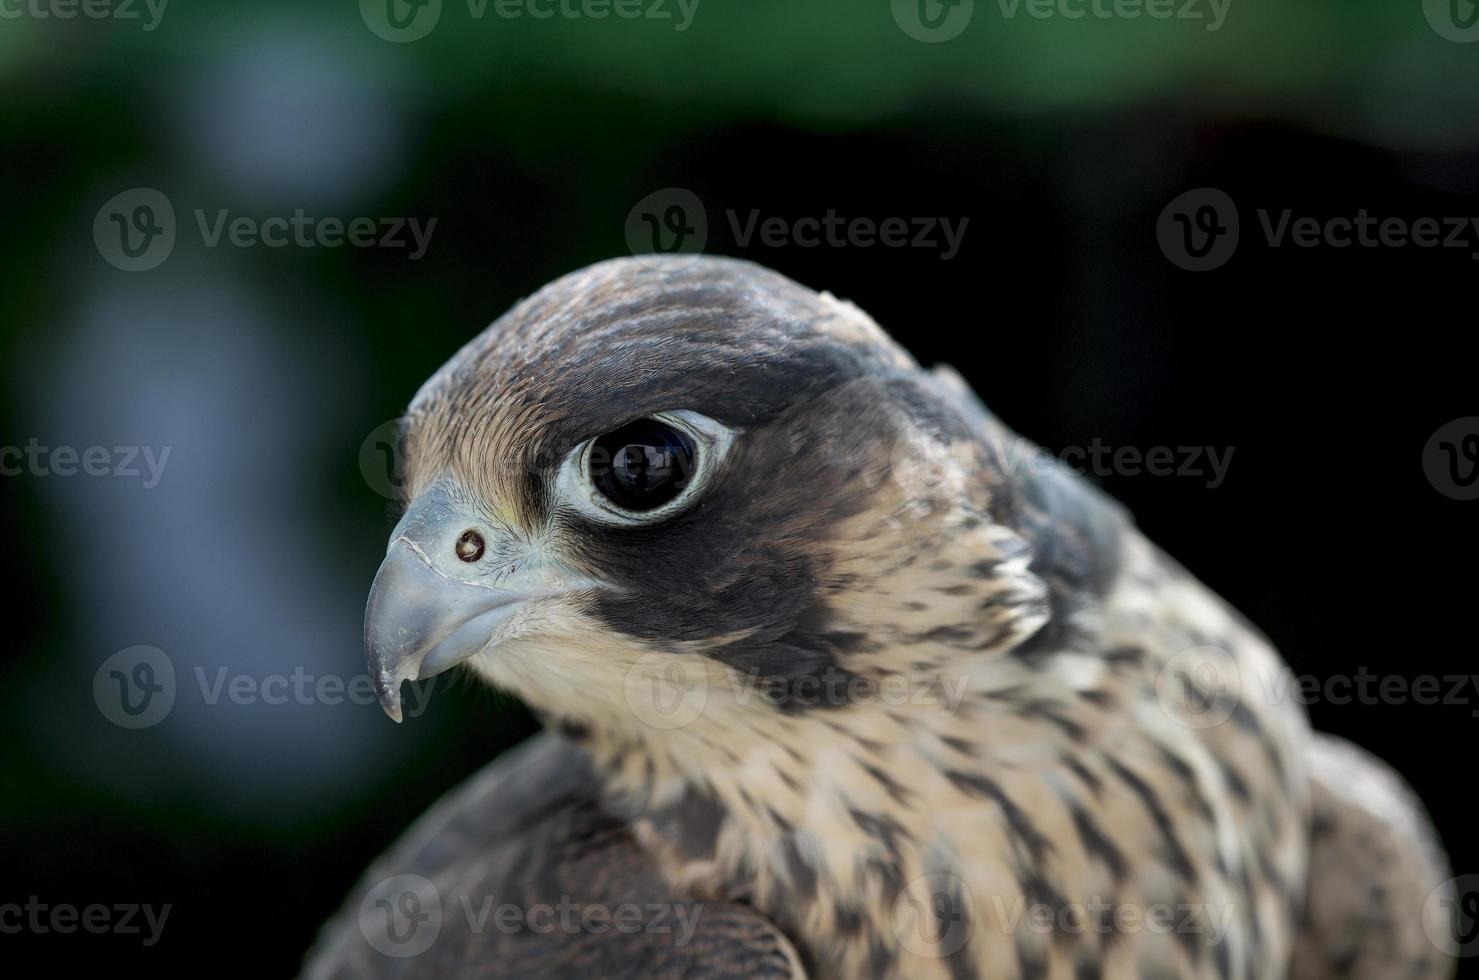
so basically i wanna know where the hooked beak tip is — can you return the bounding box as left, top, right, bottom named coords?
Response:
left=375, top=675, right=406, bottom=724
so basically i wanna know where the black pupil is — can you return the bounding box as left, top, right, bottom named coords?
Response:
left=590, top=419, right=695, bottom=512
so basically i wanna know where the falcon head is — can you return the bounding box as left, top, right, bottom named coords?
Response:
left=366, top=257, right=1119, bottom=749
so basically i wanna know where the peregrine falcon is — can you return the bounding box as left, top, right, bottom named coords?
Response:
left=304, top=256, right=1454, bottom=979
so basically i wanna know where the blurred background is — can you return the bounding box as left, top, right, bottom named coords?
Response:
left=2, top=0, right=1477, bottom=974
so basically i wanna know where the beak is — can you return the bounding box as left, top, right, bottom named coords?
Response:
left=365, top=537, right=525, bottom=722
left=365, top=483, right=603, bottom=723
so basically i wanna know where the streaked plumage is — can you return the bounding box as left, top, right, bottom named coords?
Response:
left=304, top=256, right=1453, bottom=979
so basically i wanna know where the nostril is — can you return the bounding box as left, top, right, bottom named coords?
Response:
left=455, top=530, right=485, bottom=563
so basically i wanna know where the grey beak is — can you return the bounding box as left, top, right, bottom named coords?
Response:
left=364, top=538, right=523, bottom=723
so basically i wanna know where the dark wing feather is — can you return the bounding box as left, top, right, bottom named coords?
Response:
left=301, top=734, right=803, bottom=979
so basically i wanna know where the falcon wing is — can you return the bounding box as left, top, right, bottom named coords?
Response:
left=301, top=733, right=804, bottom=979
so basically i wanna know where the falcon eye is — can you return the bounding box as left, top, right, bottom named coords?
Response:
left=589, top=418, right=696, bottom=512
left=557, top=410, right=729, bottom=525
left=455, top=529, right=485, bottom=563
